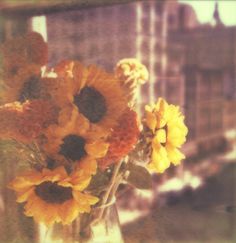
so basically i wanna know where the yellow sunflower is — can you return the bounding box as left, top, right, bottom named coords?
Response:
left=53, top=61, right=127, bottom=131
left=43, top=106, right=109, bottom=174
left=145, top=98, right=188, bottom=173
left=9, top=166, right=98, bottom=226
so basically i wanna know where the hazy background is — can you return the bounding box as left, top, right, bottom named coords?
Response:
left=1, top=0, right=236, bottom=242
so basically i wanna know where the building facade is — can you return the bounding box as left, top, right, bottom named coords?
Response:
left=169, top=2, right=236, bottom=157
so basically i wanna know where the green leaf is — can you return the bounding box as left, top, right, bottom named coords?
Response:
left=87, top=169, right=112, bottom=195
left=126, top=163, right=152, bottom=190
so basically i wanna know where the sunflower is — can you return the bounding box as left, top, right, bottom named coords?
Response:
left=0, top=100, right=58, bottom=143
left=3, top=64, right=42, bottom=103
left=9, top=166, right=98, bottom=226
left=98, top=108, right=140, bottom=169
left=38, top=76, right=74, bottom=108
left=1, top=32, right=48, bottom=103
left=3, top=69, right=67, bottom=105
left=1, top=31, right=47, bottom=69
left=1, top=32, right=47, bottom=87
left=54, top=61, right=127, bottom=132
left=144, top=98, right=188, bottom=173
left=43, top=106, right=109, bottom=174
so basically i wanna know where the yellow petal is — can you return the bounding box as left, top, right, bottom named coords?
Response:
left=42, top=166, right=68, bottom=181
left=24, top=196, right=50, bottom=223
left=155, top=99, right=169, bottom=128
left=73, top=191, right=99, bottom=211
left=156, top=115, right=167, bottom=129
left=149, top=146, right=170, bottom=173
left=16, top=187, right=34, bottom=203
left=57, top=181, right=73, bottom=188
left=85, top=141, right=109, bottom=158
left=81, top=193, right=99, bottom=205
left=58, top=200, right=80, bottom=225
left=152, top=136, right=161, bottom=150
left=72, top=176, right=91, bottom=191
left=167, top=127, right=187, bottom=147
left=42, top=204, right=60, bottom=226
left=157, top=98, right=168, bottom=112
left=166, top=145, right=185, bottom=165
left=78, top=158, right=97, bottom=175
left=154, top=129, right=166, bottom=144
left=165, top=104, right=179, bottom=122
left=145, top=109, right=157, bottom=132
left=8, top=177, right=34, bottom=191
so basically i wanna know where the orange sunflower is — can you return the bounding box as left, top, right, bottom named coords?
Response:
left=1, top=32, right=48, bottom=103
left=9, top=166, right=98, bottom=226
left=1, top=31, right=47, bottom=69
left=3, top=70, right=68, bottom=105
left=0, top=32, right=48, bottom=87
left=3, top=65, right=42, bottom=103
left=53, top=61, right=127, bottom=132
left=43, top=106, right=109, bottom=174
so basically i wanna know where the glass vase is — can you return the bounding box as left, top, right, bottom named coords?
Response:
left=39, top=204, right=124, bottom=243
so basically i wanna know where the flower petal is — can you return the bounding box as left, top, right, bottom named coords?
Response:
left=85, top=141, right=109, bottom=158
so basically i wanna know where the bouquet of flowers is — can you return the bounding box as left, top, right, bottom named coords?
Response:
left=0, top=32, right=188, bottom=242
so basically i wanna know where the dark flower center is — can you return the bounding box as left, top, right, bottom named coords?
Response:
left=160, top=125, right=168, bottom=146
left=18, top=76, right=41, bottom=102
left=46, top=157, right=57, bottom=170
left=10, top=66, right=19, bottom=76
left=73, top=86, right=107, bottom=123
left=59, top=134, right=87, bottom=161
left=35, top=181, right=73, bottom=204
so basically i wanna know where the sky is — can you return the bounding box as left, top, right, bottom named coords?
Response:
left=179, top=0, right=236, bottom=26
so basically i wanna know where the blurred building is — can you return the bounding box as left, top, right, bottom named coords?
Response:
left=168, top=2, right=236, bottom=157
